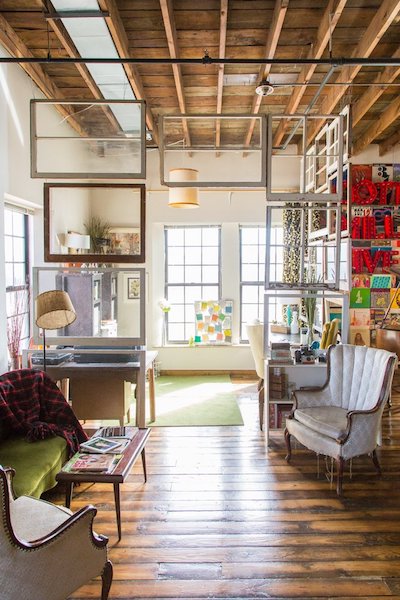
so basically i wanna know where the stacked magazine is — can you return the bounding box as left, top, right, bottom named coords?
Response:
left=269, top=342, right=293, bottom=365
left=62, top=452, right=122, bottom=473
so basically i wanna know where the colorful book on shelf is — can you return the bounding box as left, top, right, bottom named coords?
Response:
left=63, top=453, right=121, bottom=473
left=79, top=437, right=122, bottom=454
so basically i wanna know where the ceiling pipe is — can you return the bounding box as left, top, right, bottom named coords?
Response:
left=1, top=56, right=400, bottom=66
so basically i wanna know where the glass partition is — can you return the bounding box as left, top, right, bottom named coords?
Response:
left=32, top=266, right=145, bottom=346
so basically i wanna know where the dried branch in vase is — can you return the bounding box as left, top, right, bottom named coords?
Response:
left=7, top=289, right=29, bottom=363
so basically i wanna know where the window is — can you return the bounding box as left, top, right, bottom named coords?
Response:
left=4, top=207, right=30, bottom=360
left=164, top=226, right=221, bottom=343
left=240, top=225, right=283, bottom=340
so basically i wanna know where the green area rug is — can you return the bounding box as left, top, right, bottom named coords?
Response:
left=149, top=375, right=244, bottom=427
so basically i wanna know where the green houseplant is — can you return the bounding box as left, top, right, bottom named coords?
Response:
left=84, top=216, right=111, bottom=253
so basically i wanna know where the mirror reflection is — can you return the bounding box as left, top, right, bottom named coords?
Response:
left=44, top=183, right=145, bottom=263
left=33, top=267, right=145, bottom=346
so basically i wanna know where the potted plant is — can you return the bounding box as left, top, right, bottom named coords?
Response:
left=84, top=216, right=111, bottom=254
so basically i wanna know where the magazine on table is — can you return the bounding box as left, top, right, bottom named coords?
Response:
left=63, top=452, right=122, bottom=473
left=79, top=436, right=122, bottom=454
left=95, top=426, right=139, bottom=440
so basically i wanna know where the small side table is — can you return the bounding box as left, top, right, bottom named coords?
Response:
left=56, top=428, right=150, bottom=540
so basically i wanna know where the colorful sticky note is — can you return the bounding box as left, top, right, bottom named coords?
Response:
left=216, top=333, right=224, bottom=341
left=201, top=302, right=207, bottom=310
left=225, top=304, right=232, bottom=313
left=196, top=313, right=203, bottom=321
left=211, top=313, right=218, bottom=322
left=224, top=329, right=232, bottom=337
left=194, top=335, right=201, bottom=343
left=208, top=325, right=215, bottom=334
left=197, top=322, right=204, bottom=330
left=218, top=312, right=225, bottom=321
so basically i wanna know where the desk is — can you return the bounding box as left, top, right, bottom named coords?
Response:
left=45, top=351, right=157, bottom=428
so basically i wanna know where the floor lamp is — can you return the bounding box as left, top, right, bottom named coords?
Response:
left=35, top=290, right=76, bottom=371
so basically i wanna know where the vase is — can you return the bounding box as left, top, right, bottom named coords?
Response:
left=307, top=326, right=314, bottom=347
left=9, top=355, right=21, bottom=371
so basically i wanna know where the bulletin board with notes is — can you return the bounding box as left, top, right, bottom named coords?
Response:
left=194, top=300, right=233, bottom=344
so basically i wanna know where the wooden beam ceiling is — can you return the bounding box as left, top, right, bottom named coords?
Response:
left=379, top=129, right=400, bottom=155
left=306, top=0, right=400, bottom=146
left=159, top=0, right=191, bottom=148
left=215, top=0, right=228, bottom=151
left=0, top=12, right=87, bottom=138
left=243, top=0, right=289, bottom=149
left=273, top=0, right=347, bottom=148
left=98, top=0, right=158, bottom=145
left=353, top=94, right=400, bottom=155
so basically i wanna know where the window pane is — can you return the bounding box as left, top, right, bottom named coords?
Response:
left=168, top=323, right=185, bottom=341
left=202, top=265, right=218, bottom=283
left=165, top=226, right=221, bottom=343
left=185, top=246, right=201, bottom=264
left=242, top=264, right=258, bottom=281
left=242, top=245, right=259, bottom=263
left=185, top=286, right=202, bottom=303
left=242, top=304, right=259, bottom=324
left=4, top=237, right=13, bottom=261
left=13, top=238, right=25, bottom=262
left=202, top=246, right=219, bottom=264
left=167, top=228, right=184, bottom=245
left=13, top=264, right=25, bottom=286
left=185, top=265, right=201, bottom=282
left=167, top=286, right=184, bottom=303
left=5, top=264, right=13, bottom=288
left=168, top=265, right=184, bottom=283
left=168, top=305, right=184, bottom=322
left=202, top=228, right=219, bottom=245
left=168, top=247, right=184, bottom=265
left=186, top=228, right=202, bottom=245
left=242, top=286, right=259, bottom=303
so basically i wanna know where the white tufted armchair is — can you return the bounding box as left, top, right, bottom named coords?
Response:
left=284, top=344, right=397, bottom=494
left=0, top=465, right=112, bottom=600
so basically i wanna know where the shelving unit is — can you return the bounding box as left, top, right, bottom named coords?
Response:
left=56, top=272, right=103, bottom=337
left=264, top=358, right=328, bottom=443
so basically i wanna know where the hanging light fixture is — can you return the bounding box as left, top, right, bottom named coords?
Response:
left=168, top=168, right=199, bottom=208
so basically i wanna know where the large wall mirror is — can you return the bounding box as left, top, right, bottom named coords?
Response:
left=44, top=183, right=146, bottom=263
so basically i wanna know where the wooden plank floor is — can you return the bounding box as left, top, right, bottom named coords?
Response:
left=50, top=373, right=400, bottom=599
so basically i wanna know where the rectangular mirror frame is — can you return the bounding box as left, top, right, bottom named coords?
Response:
left=44, top=183, right=146, bottom=263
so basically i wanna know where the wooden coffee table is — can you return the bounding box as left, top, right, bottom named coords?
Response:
left=56, top=428, right=150, bottom=540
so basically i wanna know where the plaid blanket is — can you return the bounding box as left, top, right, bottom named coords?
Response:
left=0, top=369, right=88, bottom=455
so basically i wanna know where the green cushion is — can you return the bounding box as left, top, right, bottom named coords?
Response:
left=0, top=436, right=68, bottom=498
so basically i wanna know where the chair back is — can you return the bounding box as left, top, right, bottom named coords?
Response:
left=327, top=344, right=397, bottom=411
left=246, top=322, right=264, bottom=380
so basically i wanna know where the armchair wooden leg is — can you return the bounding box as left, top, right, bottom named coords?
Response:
left=371, top=449, right=382, bottom=475
left=258, top=378, right=264, bottom=431
left=101, top=560, right=113, bottom=600
left=336, top=457, right=344, bottom=495
left=284, top=428, right=292, bottom=462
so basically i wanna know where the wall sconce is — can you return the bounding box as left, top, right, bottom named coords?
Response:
left=168, top=168, right=199, bottom=208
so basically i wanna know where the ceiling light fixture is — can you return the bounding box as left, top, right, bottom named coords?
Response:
left=168, top=168, right=199, bottom=209
left=255, top=79, right=274, bottom=96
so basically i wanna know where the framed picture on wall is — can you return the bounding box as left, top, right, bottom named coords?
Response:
left=109, top=227, right=141, bottom=256
left=127, top=276, right=140, bottom=300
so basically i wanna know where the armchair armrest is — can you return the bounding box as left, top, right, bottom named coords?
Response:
left=292, top=387, right=333, bottom=410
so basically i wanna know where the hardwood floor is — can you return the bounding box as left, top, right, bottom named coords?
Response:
left=52, top=374, right=400, bottom=599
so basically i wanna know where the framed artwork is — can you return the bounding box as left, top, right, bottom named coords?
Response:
left=349, top=326, right=371, bottom=347
left=109, top=227, right=140, bottom=256
left=127, top=276, right=140, bottom=300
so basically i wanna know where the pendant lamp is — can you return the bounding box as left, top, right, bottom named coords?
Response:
left=168, top=168, right=199, bottom=208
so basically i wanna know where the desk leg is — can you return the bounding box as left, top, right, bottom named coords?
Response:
left=148, top=365, right=156, bottom=422
left=65, top=482, right=74, bottom=509
left=141, top=448, right=147, bottom=483
left=113, top=483, right=122, bottom=541
left=135, top=364, right=146, bottom=428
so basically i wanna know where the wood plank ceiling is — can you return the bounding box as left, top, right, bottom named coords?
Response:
left=0, top=0, right=399, bottom=154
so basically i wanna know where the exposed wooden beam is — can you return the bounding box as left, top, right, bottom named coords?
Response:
left=352, top=94, right=400, bottom=155
left=45, top=11, right=122, bottom=134
left=243, top=0, right=289, bottom=149
left=0, top=12, right=86, bottom=138
left=306, top=0, right=400, bottom=146
left=379, top=129, right=400, bottom=156
left=98, top=0, right=158, bottom=144
left=159, top=0, right=191, bottom=148
left=273, top=0, right=347, bottom=148
left=215, top=0, right=228, bottom=151
left=352, top=47, right=400, bottom=126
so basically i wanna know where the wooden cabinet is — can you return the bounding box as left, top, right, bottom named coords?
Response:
left=264, top=358, right=327, bottom=443
left=56, top=272, right=102, bottom=336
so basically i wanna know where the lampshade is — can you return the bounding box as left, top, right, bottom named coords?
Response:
left=63, top=233, right=91, bottom=250
left=35, top=290, right=77, bottom=330
left=168, top=168, right=199, bottom=208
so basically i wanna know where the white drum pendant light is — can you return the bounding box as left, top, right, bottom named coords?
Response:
left=168, top=168, right=199, bottom=208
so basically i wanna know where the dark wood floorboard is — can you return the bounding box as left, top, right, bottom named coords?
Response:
left=48, top=372, right=400, bottom=599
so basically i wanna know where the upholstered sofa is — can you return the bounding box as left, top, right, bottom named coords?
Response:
left=0, top=368, right=87, bottom=498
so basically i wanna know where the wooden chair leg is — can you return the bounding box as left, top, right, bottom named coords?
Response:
left=371, top=449, right=382, bottom=475
left=284, top=428, right=292, bottom=462
left=258, top=378, right=264, bottom=431
left=101, top=560, right=113, bottom=600
left=336, top=457, right=344, bottom=495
